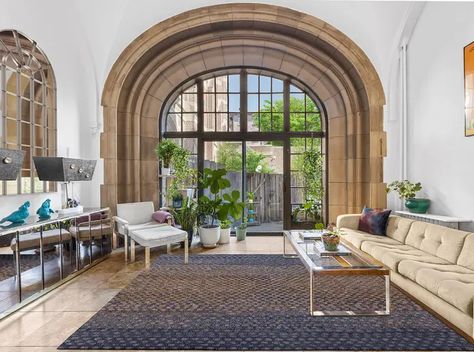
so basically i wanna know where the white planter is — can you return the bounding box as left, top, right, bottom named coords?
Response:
left=161, top=167, right=171, bottom=176
left=199, top=226, right=220, bottom=248
left=218, top=228, right=231, bottom=244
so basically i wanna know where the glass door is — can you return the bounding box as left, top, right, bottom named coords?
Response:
left=245, top=141, right=284, bottom=233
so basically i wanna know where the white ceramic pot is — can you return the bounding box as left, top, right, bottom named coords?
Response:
left=218, top=228, right=231, bottom=244
left=161, top=167, right=171, bottom=176
left=199, top=226, right=220, bottom=248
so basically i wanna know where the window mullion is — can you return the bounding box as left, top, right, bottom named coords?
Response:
left=240, top=69, right=247, bottom=133
left=283, top=80, right=290, bottom=132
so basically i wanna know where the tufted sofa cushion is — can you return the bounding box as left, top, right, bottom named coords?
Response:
left=398, top=259, right=474, bottom=282
left=457, top=233, right=474, bottom=271
left=404, top=222, right=470, bottom=264
left=411, top=268, right=474, bottom=316
left=359, top=241, right=449, bottom=271
left=385, top=216, right=414, bottom=242
left=342, top=228, right=402, bottom=249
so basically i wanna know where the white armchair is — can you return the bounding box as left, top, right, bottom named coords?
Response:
left=113, top=201, right=172, bottom=261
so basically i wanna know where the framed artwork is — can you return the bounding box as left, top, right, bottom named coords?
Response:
left=464, top=41, right=474, bottom=136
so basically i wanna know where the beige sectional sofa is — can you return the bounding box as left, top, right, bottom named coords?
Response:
left=337, top=214, right=474, bottom=343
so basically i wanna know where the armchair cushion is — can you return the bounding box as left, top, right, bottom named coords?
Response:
left=117, top=201, right=154, bottom=225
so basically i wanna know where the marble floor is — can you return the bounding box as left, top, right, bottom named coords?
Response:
left=0, top=236, right=288, bottom=352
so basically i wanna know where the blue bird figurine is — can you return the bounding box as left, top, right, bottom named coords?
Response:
left=37, top=199, right=54, bottom=220
left=0, top=201, right=30, bottom=224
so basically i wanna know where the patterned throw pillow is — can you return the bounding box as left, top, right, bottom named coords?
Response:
left=358, top=206, right=391, bottom=236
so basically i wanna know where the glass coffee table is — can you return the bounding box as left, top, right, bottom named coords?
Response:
left=283, top=230, right=390, bottom=316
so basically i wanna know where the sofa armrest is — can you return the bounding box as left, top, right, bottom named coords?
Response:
left=113, top=216, right=129, bottom=236
left=336, top=214, right=360, bottom=230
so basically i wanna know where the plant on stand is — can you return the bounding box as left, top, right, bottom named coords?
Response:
left=156, top=140, right=179, bottom=175
left=171, top=197, right=198, bottom=248
left=386, top=180, right=430, bottom=214
left=168, top=146, right=195, bottom=208
left=292, top=148, right=324, bottom=226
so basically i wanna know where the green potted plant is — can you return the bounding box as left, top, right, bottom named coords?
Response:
left=169, top=145, right=195, bottom=207
left=155, top=140, right=179, bottom=175
left=386, top=180, right=430, bottom=214
left=219, top=219, right=232, bottom=244
left=197, top=168, right=231, bottom=248
left=171, top=197, right=198, bottom=248
left=236, top=217, right=248, bottom=241
left=321, top=225, right=343, bottom=251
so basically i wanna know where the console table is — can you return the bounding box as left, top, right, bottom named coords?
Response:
left=395, top=211, right=471, bottom=229
left=0, top=207, right=111, bottom=319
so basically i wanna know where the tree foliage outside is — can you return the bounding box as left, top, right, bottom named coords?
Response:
left=253, top=97, right=322, bottom=147
left=216, top=143, right=273, bottom=173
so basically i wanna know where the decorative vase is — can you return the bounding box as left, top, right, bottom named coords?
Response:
left=198, top=225, right=220, bottom=248
left=161, top=167, right=171, bottom=176
left=236, top=227, right=247, bottom=241
left=405, top=198, right=430, bottom=214
left=322, top=233, right=340, bottom=251
left=218, top=228, right=231, bottom=244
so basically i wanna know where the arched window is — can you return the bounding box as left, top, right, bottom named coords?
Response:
left=161, top=69, right=326, bottom=232
left=0, top=30, right=56, bottom=195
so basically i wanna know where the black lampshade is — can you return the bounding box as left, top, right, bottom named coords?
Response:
left=0, top=149, right=25, bottom=180
left=33, top=157, right=96, bottom=182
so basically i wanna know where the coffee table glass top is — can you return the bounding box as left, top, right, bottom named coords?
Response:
left=284, top=230, right=386, bottom=273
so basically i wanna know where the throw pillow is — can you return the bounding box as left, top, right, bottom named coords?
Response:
left=358, top=206, right=391, bottom=236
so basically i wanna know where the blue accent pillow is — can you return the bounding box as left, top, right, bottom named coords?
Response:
left=358, top=206, right=391, bottom=236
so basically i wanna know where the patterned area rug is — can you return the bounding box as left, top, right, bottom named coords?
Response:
left=59, top=254, right=474, bottom=351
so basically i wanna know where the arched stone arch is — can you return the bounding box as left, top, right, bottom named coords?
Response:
left=101, top=4, right=387, bottom=222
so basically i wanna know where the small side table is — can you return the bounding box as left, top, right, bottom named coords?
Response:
left=395, top=211, right=471, bottom=229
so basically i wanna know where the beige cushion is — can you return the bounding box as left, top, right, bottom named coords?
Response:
left=457, top=233, right=474, bottom=271
left=11, top=229, right=72, bottom=251
left=438, top=280, right=474, bottom=317
left=398, top=259, right=474, bottom=282
left=412, top=268, right=474, bottom=316
left=342, top=228, right=402, bottom=249
left=404, top=222, right=470, bottom=263
left=360, top=241, right=449, bottom=271
left=385, top=216, right=414, bottom=242
left=116, top=201, right=154, bottom=225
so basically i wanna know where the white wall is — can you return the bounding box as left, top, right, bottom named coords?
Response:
left=0, top=0, right=413, bottom=214
left=407, top=2, right=474, bottom=230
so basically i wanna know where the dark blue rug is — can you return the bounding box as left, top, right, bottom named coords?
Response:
left=59, top=254, right=474, bottom=350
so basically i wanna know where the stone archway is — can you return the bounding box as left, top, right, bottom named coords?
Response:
left=100, top=4, right=387, bottom=222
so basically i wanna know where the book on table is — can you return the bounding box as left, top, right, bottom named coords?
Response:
left=299, top=231, right=323, bottom=241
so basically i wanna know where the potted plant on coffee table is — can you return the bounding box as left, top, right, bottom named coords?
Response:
left=386, top=180, right=430, bottom=214
left=172, top=197, right=198, bottom=248
left=321, top=225, right=344, bottom=251
left=156, top=140, right=179, bottom=175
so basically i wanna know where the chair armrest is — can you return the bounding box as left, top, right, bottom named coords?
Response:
left=336, top=214, right=361, bottom=230
left=113, top=216, right=129, bottom=236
